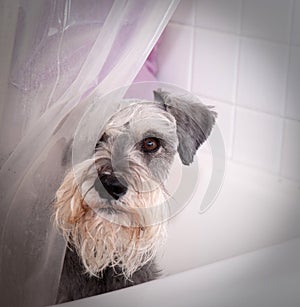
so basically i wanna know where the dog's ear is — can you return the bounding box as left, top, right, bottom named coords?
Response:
left=154, top=89, right=217, bottom=165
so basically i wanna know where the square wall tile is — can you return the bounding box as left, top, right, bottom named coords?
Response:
left=237, top=37, right=289, bottom=115
left=195, top=0, right=242, bottom=34
left=192, top=28, right=239, bottom=102
left=291, top=0, right=300, bottom=45
left=198, top=96, right=235, bottom=157
left=157, top=24, right=193, bottom=89
left=280, top=119, right=300, bottom=182
left=171, top=0, right=195, bottom=25
left=286, top=46, right=300, bottom=120
left=233, top=108, right=283, bottom=172
left=241, top=0, right=293, bottom=43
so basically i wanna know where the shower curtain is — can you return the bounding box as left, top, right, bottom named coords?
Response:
left=0, top=1, right=179, bottom=306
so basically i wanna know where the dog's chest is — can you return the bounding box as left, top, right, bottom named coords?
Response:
left=56, top=248, right=159, bottom=304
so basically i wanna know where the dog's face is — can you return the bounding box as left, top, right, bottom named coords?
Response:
left=54, top=89, right=216, bottom=278
left=93, top=101, right=178, bottom=206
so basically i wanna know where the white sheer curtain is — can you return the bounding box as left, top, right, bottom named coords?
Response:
left=0, top=1, right=179, bottom=306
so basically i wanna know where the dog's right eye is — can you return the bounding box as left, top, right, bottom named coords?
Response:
left=141, top=137, right=160, bottom=153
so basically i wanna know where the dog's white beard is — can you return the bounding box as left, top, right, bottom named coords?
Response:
left=54, top=161, right=168, bottom=278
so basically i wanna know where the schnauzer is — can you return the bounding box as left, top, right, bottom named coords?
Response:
left=54, top=89, right=216, bottom=303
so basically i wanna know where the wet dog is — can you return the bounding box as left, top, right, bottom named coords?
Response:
left=54, top=89, right=216, bottom=303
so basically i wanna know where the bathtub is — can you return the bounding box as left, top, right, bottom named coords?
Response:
left=52, top=238, right=300, bottom=307
left=51, top=153, right=300, bottom=306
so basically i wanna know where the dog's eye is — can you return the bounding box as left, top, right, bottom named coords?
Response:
left=141, top=137, right=160, bottom=153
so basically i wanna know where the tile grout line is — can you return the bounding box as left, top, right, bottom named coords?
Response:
left=169, top=21, right=300, bottom=47
left=230, top=156, right=300, bottom=186
left=196, top=92, right=300, bottom=123
left=278, top=0, right=295, bottom=179
left=229, top=0, right=244, bottom=162
left=187, top=0, right=196, bottom=92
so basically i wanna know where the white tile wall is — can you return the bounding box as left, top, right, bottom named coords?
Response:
left=237, top=37, right=289, bottom=115
left=192, top=28, right=239, bottom=102
left=280, top=119, right=300, bottom=181
left=241, top=0, right=293, bottom=43
left=157, top=0, right=300, bottom=182
left=233, top=108, right=283, bottom=172
left=291, top=0, right=300, bottom=45
left=195, top=0, right=242, bottom=34
left=286, top=46, right=300, bottom=120
left=198, top=96, right=235, bottom=157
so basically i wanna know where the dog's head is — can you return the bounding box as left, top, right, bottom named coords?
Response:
left=54, top=89, right=216, bottom=277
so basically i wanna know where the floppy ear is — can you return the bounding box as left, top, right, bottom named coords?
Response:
left=154, top=89, right=217, bottom=165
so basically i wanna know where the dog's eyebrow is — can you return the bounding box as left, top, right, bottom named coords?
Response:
left=142, top=130, right=164, bottom=140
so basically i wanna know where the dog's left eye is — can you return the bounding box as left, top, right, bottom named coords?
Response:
left=141, top=137, right=160, bottom=153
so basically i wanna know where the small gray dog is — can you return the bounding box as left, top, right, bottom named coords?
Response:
left=54, top=89, right=216, bottom=303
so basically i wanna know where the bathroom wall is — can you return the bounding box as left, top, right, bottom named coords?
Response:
left=156, top=0, right=300, bottom=275
left=157, top=0, right=300, bottom=183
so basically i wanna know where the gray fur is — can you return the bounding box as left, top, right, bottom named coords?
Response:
left=56, top=248, right=160, bottom=304
left=154, top=89, right=217, bottom=165
left=103, top=102, right=179, bottom=183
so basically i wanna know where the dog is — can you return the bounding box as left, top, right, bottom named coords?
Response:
left=54, top=89, right=216, bottom=303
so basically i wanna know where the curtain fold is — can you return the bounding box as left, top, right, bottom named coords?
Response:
left=0, top=1, right=179, bottom=306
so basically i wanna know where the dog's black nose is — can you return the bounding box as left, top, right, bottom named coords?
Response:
left=95, top=173, right=128, bottom=200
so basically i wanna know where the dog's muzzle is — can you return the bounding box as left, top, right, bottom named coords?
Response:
left=95, top=172, right=128, bottom=200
